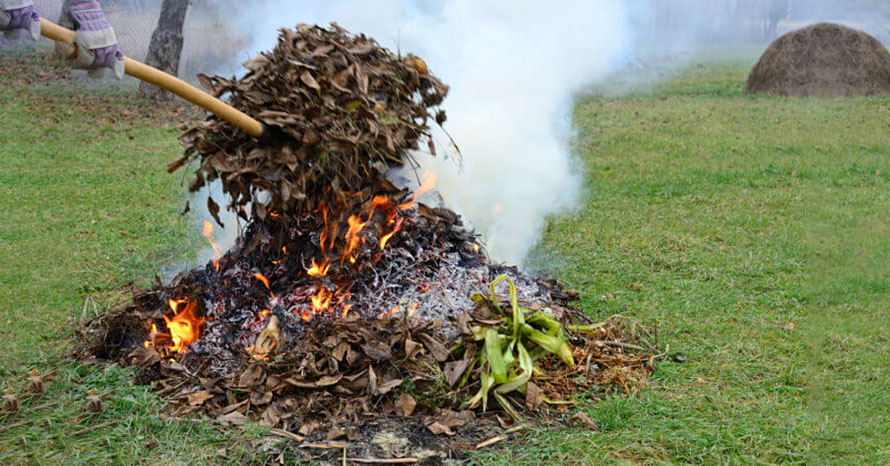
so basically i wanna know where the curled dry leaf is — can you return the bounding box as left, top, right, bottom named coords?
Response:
left=444, top=359, right=471, bottom=388
left=525, top=381, right=543, bottom=411
left=85, top=396, right=104, bottom=413
left=26, top=377, right=44, bottom=394
left=2, top=395, right=18, bottom=413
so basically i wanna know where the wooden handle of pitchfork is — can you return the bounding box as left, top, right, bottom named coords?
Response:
left=38, top=18, right=266, bottom=138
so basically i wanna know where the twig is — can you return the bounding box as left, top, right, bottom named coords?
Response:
left=269, top=427, right=305, bottom=442
left=300, top=442, right=347, bottom=449
left=0, top=400, right=62, bottom=433
left=475, top=435, right=507, bottom=449
left=0, top=419, right=33, bottom=434
left=475, top=423, right=527, bottom=449
left=346, top=458, right=419, bottom=464
left=594, top=340, right=647, bottom=352
left=81, top=295, right=99, bottom=323
left=23, top=400, right=60, bottom=414
left=155, top=379, right=189, bottom=397
left=157, top=415, right=208, bottom=422
left=71, top=420, right=118, bottom=436
left=653, top=344, right=670, bottom=361
left=504, top=424, right=527, bottom=434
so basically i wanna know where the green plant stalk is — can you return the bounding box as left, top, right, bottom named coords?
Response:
left=521, top=324, right=575, bottom=367
left=484, top=328, right=508, bottom=384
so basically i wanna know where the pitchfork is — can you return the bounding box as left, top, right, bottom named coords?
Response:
left=39, top=18, right=266, bottom=138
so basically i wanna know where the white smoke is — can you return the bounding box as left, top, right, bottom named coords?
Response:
left=225, top=0, right=634, bottom=265
left=201, top=0, right=889, bottom=266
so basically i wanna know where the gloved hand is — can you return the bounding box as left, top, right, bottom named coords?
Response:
left=0, top=0, right=41, bottom=41
left=55, top=0, right=124, bottom=80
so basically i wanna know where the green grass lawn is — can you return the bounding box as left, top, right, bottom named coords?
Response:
left=2, top=47, right=889, bottom=464
left=0, top=47, right=259, bottom=465
left=483, top=61, right=889, bottom=464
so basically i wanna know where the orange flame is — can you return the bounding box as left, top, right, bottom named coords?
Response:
left=342, top=214, right=367, bottom=264
left=380, top=217, right=405, bottom=250
left=163, top=299, right=205, bottom=354
left=311, top=203, right=337, bottom=276
left=473, top=243, right=480, bottom=253
left=307, top=258, right=329, bottom=277
left=398, top=172, right=437, bottom=210
left=254, top=273, right=274, bottom=298
left=202, top=221, right=223, bottom=271
left=311, top=286, right=333, bottom=312
left=367, top=195, right=391, bottom=222
left=144, top=323, right=158, bottom=348
left=378, top=304, right=401, bottom=320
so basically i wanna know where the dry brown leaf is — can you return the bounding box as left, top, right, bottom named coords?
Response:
left=361, top=340, right=392, bottom=361
left=286, top=374, right=342, bottom=388
left=218, top=411, right=249, bottom=423
left=426, top=409, right=474, bottom=435
left=300, top=71, right=321, bottom=91
left=187, top=390, right=215, bottom=406
left=405, top=338, right=424, bottom=360
left=525, top=382, right=543, bottom=411
left=418, top=333, right=450, bottom=362
left=394, top=393, right=416, bottom=417
left=444, top=359, right=471, bottom=387
left=568, top=411, right=600, bottom=431
left=259, top=404, right=283, bottom=427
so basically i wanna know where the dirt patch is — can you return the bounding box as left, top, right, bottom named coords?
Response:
left=746, top=23, right=890, bottom=98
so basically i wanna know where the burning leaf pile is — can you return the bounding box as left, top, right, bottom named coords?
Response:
left=76, top=23, right=664, bottom=448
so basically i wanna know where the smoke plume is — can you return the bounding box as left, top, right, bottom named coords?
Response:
left=205, top=0, right=889, bottom=265
left=224, top=1, right=632, bottom=265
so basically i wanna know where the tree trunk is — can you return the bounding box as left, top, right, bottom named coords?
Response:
left=139, top=0, right=190, bottom=101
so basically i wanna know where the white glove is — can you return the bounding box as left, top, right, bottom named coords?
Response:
left=0, top=0, right=41, bottom=41
left=54, top=0, right=124, bottom=80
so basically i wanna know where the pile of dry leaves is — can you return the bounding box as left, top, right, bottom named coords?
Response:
left=80, top=272, right=662, bottom=439
left=171, top=23, right=449, bottom=220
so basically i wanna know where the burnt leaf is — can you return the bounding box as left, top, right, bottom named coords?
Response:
left=207, top=196, right=224, bottom=228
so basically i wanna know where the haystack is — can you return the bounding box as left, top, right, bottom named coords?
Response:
left=746, top=23, right=890, bottom=97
